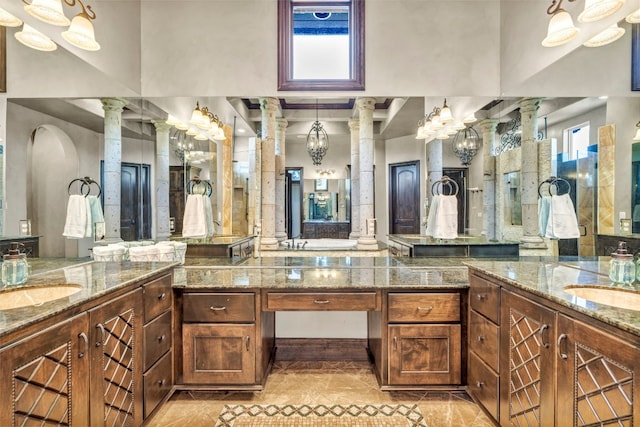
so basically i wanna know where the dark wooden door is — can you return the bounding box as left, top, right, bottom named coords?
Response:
left=442, top=168, right=467, bottom=235
left=169, top=166, right=187, bottom=234
left=389, top=161, right=420, bottom=234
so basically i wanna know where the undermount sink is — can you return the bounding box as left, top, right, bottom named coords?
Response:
left=564, top=285, right=640, bottom=311
left=0, top=285, right=83, bottom=310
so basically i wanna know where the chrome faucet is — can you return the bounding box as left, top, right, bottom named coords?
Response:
left=291, top=234, right=301, bottom=249
left=302, top=241, right=308, bottom=249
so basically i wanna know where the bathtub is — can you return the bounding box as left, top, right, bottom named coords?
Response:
left=279, top=238, right=358, bottom=250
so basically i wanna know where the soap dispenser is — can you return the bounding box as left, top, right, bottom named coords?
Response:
left=609, top=241, right=635, bottom=286
left=1, top=242, right=29, bottom=286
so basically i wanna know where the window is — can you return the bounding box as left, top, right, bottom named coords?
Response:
left=563, top=122, right=591, bottom=160
left=278, top=0, right=364, bottom=91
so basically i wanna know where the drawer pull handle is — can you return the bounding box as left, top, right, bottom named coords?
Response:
left=476, top=381, right=484, bottom=388
left=157, top=335, right=166, bottom=342
left=158, top=379, right=166, bottom=386
left=210, top=306, right=227, bottom=311
left=417, top=306, right=433, bottom=312
left=476, top=293, right=486, bottom=301
left=96, top=323, right=105, bottom=347
left=314, top=299, right=330, bottom=304
left=78, top=332, right=88, bottom=358
left=557, top=333, right=568, bottom=360
left=245, top=335, right=251, bottom=351
left=158, top=292, right=166, bottom=300
left=393, top=336, right=398, bottom=350
left=539, top=324, right=550, bottom=348
left=476, top=335, right=485, bottom=342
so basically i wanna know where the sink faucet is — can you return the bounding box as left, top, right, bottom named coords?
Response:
left=291, top=234, right=301, bottom=249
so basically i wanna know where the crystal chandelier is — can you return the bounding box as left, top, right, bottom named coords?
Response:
left=452, top=125, right=481, bottom=166
left=306, top=100, right=329, bottom=166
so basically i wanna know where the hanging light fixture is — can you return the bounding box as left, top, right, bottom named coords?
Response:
left=542, top=0, right=580, bottom=47
left=0, top=8, right=23, bottom=27
left=416, top=99, right=456, bottom=140
left=307, top=99, right=329, bottom=166
left=633, top=121, right=640, bottom=142
left=15, top=23, right=57, bottom=51
left=452, top=125, right=481, bottom=166
left=626, top=7, right=640, bottom=23
left=583, top=23, right=625, bottom=47
left=23, top=0, right=70, bottom=26
left=577, top=0, right=624, bottom=23
left=61, top=0, right=100, bottom=51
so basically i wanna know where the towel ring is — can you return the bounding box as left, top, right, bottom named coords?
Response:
left=537, top=176, right=570, bottom=198
left=67, top=178, right=91, bottom=197
left=431, top=176, right=459, bottom=196
left=80, top=177, right=102, bottom=198
left=187, top=177, right=213, bottom=197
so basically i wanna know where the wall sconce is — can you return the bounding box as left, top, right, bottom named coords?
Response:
left=542, top=0, right=580, bottom=47
left=316, top=169, right=335, bottom=176
left=187, top=102, right=226, bottom=141
left=15, top=23, right=56, bottom=51
left=416, top=99, right=463, bottom=141
left=633, top=121, right=640, bottom=142
left=0, top=8, right=23, bottom=27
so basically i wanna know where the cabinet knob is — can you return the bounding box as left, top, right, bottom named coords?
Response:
left=157, top=335, right=165, bottom=342
left=476, top=335, right=485, bottom=342
left=476, top=293, right=486, bottom=301
left=476, top=381, right=484, bottom=388
left=158, top=292, right=167, bottom=301
left=158, top=379, right=166, bottom=386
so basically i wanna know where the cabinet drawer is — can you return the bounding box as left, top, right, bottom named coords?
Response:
left=388, top=293, right=460, bottom=322
left=469, top=274, right=500, bottom=324
left=469, top=310, right=499, bottom=372
left=468, top=351, right=499, bottom=422
left=183, top=293, right=255, bottom=323
left=143, top=350, right=172, bottom=419
left=264, top=292, right=378, bottom=311
left=144, top=310, right=172, bottom=371
left=144, top=274, right=172, bottom=322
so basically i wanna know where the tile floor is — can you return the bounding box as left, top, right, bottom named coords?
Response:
left=146, top=361, right=495, bottom=426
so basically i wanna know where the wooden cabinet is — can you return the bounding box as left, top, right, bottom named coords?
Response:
left=556, top=314, right=640, bottom=426
left=386, top=292, right=462, bottom=386
left=467, top=272, right=501, bottom=421
left=142, top=273, right=173, bottom=419
left=89, top=287, right=144, bottom=427
left=0, top=313, right=90, bottom=426
left=302, top=221, right=350, bottom=239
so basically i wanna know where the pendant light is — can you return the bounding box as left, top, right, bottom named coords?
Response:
left=306, top=99, right=329, bottom=166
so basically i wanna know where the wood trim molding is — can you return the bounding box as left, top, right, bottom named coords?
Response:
left=633, top=23, right=640, bottom=91
left=0, top=26, right=6, bottom=93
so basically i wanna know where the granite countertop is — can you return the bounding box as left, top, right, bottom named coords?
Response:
left=172, top=235, right=254, bottom=245
left=0, top=259, right=177, bottom=339
left=465, top=257, right=640, bottom=337
left=388, top=234, right=519, bottom=246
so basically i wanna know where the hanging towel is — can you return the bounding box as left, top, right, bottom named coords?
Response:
left=545, top=193, right=580, bottom=239
left=182, top=194, right=207, bottom=238
left=433, top=194, right=458, bottom=239
left=425, top=195, right=441, bottom=237
left=87, top=195, right=105, bottom=238
left=538, top=196, right=551, bottom=237
left=63, top=195, right=90, bottom=238
left=203, top=194, right=215, bottom=237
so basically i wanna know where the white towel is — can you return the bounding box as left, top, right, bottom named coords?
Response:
left=87, top=195, right=105, bottom=238
left=203, top=195, right=215, bottom=237
left=425, top=195, right=440, bottom=237
left=545, top=193, right=580, bottom=239
left=433, top=195, right=458, bottom=239
left=182, top=194, right=207, bottom=238
left=63, top=195, right=91, bottom=238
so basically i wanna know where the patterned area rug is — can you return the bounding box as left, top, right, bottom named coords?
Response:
left=214, top=404, right=427, bottom=426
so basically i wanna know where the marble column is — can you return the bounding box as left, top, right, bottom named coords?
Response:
left=356, top=98, right=378, bottom=249
left=260, top=97, right=279, bottom=250
left=221, top=125, right=233, bottom=235
left=275, top=118, right=288, bottom=242
left=247, top=137, right=261, bottom=240
left=101, top=98, right=127, bottom=242
left=152, top=120, right=172, bottom=241
left=479, top=119, right=499, bottom=241
left=349, top=119, right=360, bottom=240
left=426, top=138, right=443, bottom=229
left=519, top=97, right=546, bottom=248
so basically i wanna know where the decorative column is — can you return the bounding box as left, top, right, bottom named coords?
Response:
left=348, top=119, right=360, bottom=240
left=426, top=138, right=443, bottom=230
left=152, top=120, right=172, bottom=241
left=519, top=97, right=546, bottom=248
left=259, top=97, right=279, bottom=250
left=221, top=124, right=233, bottom=235
left=247, top=137, right=261, bottom=240
left=356, top=97, right=378, bottom=250
left=275, top=118, right=288, bottom=241
left=208, top=139, right=218, bottom=232
left=101, top=98, right=128, bottom=242
left=479, top=119, right=499, bottom=241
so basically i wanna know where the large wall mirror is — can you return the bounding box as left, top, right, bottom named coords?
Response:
left=632, top=141, right=640, bottom=233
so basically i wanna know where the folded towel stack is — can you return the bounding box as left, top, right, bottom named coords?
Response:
left=425, top=194, right=458, bottom=239
left=63, top=194, right=105, bottom=239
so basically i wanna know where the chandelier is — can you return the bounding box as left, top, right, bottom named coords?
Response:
left=171, top=128, right=215, bottom=166
left=416, top=99, right=473, bottom=142
left=307, top=100, right=329, bottom=166
left=452, top=125, right=481, bottom=166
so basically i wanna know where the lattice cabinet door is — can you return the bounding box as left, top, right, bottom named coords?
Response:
left=500, top=290, right=556, bottom=427
left=0, top=313, right=90, bottom=426
left=89, top=288, right=143, bottom=427
left=557, top=314, right=640, bottom=427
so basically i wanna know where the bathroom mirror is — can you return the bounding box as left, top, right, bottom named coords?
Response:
left=303, top=178, right=350, bottom=222
left=632, top=142, right=640, bottom=233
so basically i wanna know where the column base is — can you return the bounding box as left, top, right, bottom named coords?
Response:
left=104, top=236, right=124, bottom=244
left=357, top=236, right=378, bottom=250
left=260, top=237, right=279, bottom=250
left=156, top=231, right=172, bottom=242
left=349, top=232, right=361, bottom=240
left=519, top=235, right=547, bottom=249
left=275, top=232, right=288, bottom=242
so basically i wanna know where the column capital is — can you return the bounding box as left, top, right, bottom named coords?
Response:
left=478, top=118, right=499, bottom=134
left=101, top=97, right=128, bottom=113
left=518, top=98, right=542, bottom=114
left=259, top=97, right=280, bottom=113
left=356, top=97, right=376, bottom=112
left=152, top=120, right=172, bottom=133
left=348, top=118, right=360, bottom=131
left=276, top=117, right=288, bottom=131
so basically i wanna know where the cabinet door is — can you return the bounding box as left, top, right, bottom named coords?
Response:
left=89, top=288, right=143, bottom=427
left=500, top=290, right=555, bottom=427
left=0, top=313, right=90, bottom=426
left=557, top=314, right=640, bottom=426
left=388, top=324, right=461, bottom=385
left=182, top=323, right=256, bottom=384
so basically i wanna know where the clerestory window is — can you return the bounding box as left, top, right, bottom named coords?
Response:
left=278, top=0, right=364, bottom=91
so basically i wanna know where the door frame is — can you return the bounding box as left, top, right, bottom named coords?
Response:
left=388, top=160, right=420, bottom=235
left=286, top=167, right=304, bottom=238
